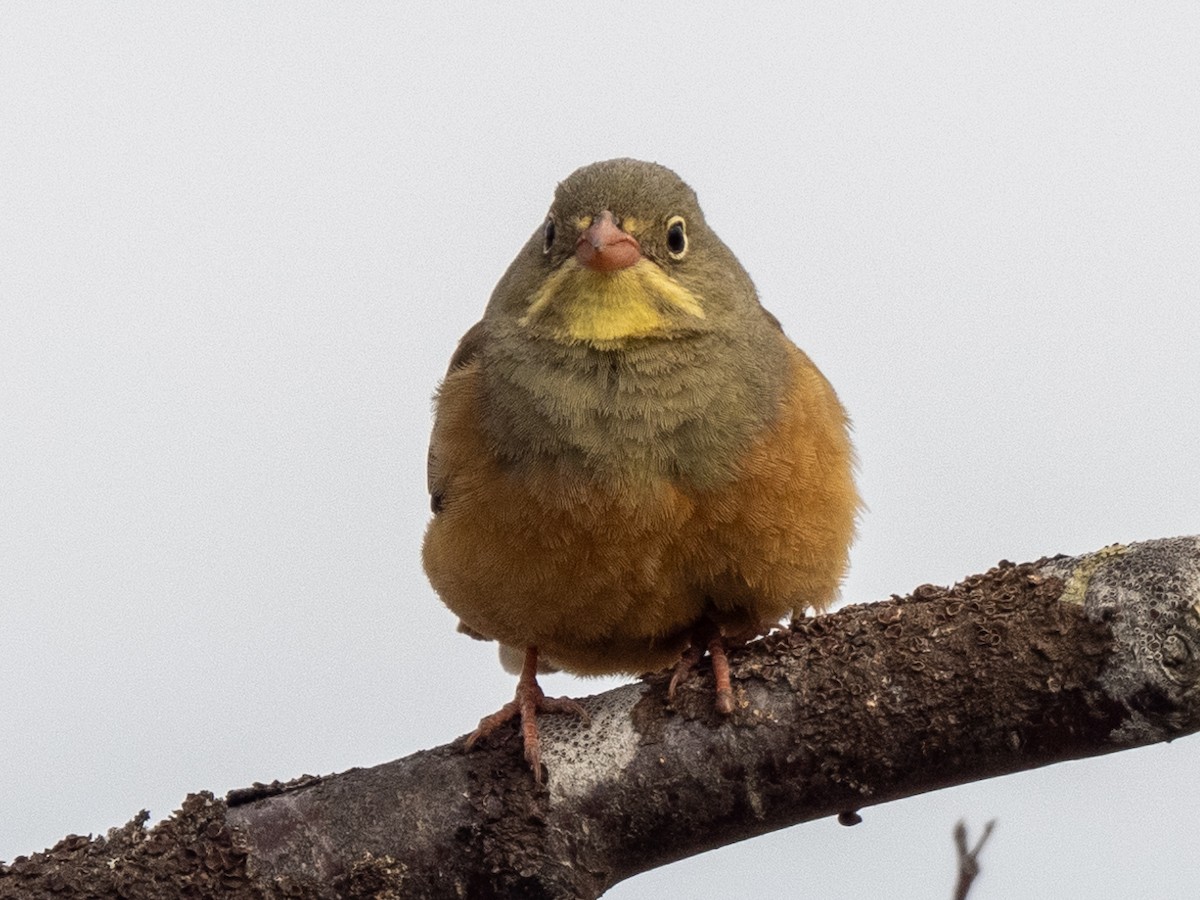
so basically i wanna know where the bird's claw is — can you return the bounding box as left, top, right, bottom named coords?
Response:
left=466, top=667, right=590, bottom=783
left=667, top=645, right=704, bottom=700
left=668, top=627, right=736, bottom=715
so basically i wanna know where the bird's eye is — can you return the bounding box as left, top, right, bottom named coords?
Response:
left=543, top=218, right=556, bottom=254
left=666, top=216, right=688, bottom=259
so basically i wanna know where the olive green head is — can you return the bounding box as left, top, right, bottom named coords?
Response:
left=484, top=158, right=765, bottom=350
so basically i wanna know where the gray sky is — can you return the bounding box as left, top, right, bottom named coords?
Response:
left=3, top=4, right=1198, bottom=897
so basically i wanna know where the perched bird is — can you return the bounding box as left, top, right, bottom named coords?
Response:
left=423, top=159, right=859, bottom=779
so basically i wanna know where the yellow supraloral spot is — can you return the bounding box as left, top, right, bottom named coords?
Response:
left=619, top=216, right=647, bottom=236
left=573, top=215, right=593, bottom=231
left=520, top=258, right=705, bottom=344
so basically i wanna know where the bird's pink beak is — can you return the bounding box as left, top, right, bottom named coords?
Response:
left=575, top=211, right=641, bottom=273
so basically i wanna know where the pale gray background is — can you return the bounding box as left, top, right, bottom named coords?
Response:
left=3, top=4, right=1198, bottom=897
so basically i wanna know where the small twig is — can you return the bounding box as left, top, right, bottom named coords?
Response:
left=952, top=819, right=997, bottom=900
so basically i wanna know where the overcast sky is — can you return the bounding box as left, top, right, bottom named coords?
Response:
left=3, top=4, right=1199, bottom=897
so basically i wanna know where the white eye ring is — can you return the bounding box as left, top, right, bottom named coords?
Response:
left=543, top=218, right=556, bottom=255
left=666, top=216, right=688, bottom=259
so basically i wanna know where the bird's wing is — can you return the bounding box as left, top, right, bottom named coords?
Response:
left=429, top=322, right=553, bottom=664
left=426, top=320, right=488, bottom=512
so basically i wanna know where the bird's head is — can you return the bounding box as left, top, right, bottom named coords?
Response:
left=486, top=159, right=758, bottom=350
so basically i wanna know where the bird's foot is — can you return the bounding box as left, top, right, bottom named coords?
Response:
left=667, top=645, right=704, bottom=701
left=667, top=624, right=736, bottom=715
left=465, top=647, right=590, bottom=782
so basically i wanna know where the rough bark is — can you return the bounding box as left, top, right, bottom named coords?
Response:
left=3, top=536, right=1200, bottom=900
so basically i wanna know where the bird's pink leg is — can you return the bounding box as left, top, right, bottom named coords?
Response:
left=706, top=634, right=735, bottom=714
left=466, top=646, right=589, bottom=782
left=668, top=620, right=737, bottom=715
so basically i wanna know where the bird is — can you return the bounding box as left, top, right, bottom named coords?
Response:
left=423, top=158, right=859, bottom=780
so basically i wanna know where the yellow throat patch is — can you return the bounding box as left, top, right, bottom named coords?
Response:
left=519, top=259, right=706, bottom=345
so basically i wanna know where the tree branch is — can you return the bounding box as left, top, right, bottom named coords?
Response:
left=952, top=819, right=996, bottom=900
left=3, top=536, right=1199, bottom=899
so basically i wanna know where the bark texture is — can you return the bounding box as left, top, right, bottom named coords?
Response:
left=3, top=536, right=1200, bottom=899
